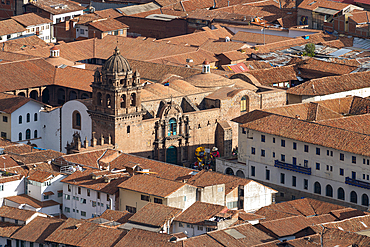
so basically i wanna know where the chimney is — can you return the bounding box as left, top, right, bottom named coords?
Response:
left=100, top=134, right=104, bottom=145
left=108, top=134, right=111, bottom=145
left=84, top=136, right=89, bottom=148
left=91, top=132, right=97, bottom=147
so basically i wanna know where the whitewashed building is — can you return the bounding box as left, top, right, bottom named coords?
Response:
left=11, top=13, right=53, bottom=42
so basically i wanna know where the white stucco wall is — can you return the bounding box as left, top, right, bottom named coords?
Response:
left=52, top=10, right=84, bottom=24
left=0, top=178, right=25, bottom=206
left=27, top=174, right=66, bottom=203
left=302, top=87, right=370, bottom=103
left=40, top=107, right=61, bottom=152
left=61, top=100, right=92, bottom=153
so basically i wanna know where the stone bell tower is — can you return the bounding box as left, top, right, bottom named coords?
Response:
left=89, top=47, right=144, bottom=151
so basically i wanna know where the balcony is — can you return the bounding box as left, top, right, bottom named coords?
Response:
left=274, top=160, right=311, bottom=175
left=345, top=177, right=370, bottom=190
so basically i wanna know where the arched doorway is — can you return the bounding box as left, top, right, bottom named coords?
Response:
left=29, top=90, right=38, bottom=100
left=42, top=88, right=49, bottom=104
left=166, top=146, right=177, bottom=164
left=225, top=167, right=234, bottom=175
left=236, top=170, right=245, bottom=178
left=338, top=187, right=345, bottom=200
left=326, top=185, right=333, bottom=197
left=362, top=194, right=369, bottom=206
left=350, top=191, right=357, bottom=204
left=314, top=182, right=321, bottom=194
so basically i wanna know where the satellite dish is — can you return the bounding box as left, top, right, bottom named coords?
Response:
left=225, top=36, right=230, bottom=42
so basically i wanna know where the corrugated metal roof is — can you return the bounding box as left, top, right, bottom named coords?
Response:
left=314, top=7, right=340, bottom=15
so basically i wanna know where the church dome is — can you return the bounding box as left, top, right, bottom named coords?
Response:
left=103, top=47, right=131, bottom=74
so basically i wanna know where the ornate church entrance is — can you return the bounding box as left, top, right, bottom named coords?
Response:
left=166, top=146, right=177, bottom=164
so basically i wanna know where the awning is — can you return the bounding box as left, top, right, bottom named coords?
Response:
left=43, top=191, right=54, bottom=196
left=313, top=7, right=340, bottom=15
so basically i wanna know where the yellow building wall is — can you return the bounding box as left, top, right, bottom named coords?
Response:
left=0, top=113, right=11, bottom=140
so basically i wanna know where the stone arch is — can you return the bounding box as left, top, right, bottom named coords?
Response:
left=69, top=90, right=78, bottom=100
left=57, top=88, right=66, bottom=105
left=97, top=92, right=102, bottom=106
left=72, top=110, right=81, bottom=130
left=29, top=90, right=38, bottom=100
left=42, top=88, right=49, bottom=104
left=168, top=118, right=177, bottom=136
left=337, top=187, right=345, bottom=200
left=18, top=92, right=26, bottom=97
left=240, top=95, right=249, bottom=112
left=314, top=182, right=321, bottom=194
left=106, top=94, right=111, bottom=108
left=25, top=129, right=31, bottom=140
left=81, top=93, right=89, bottom=99
left=236, top=170, right=245, bottom=178
left=362, top=194, right=369, bottom=206
left=121, top=95, right=126, bottom=108
left=326, top=184, right=333, bottom=197
left=130, top=93, right=136, bottom=106
left=225, top=167, right=234, bottom=175
left=350, top=191, right=357, bottom=204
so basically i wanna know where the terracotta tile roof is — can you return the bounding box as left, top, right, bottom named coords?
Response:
left=114, top=228, right=178, bottom=247
left=60, top=169, right=130, bottom=194
left=2, top=144, right=37, bottom=154
left=9, top=149, right=63, bottom=165
left=158, top=25, right=232, bottom=46
left=76, top=226, right=127, bottom=247
left=219, top=50, right=248, bottom=61
left=255, top=198, right=344, bottom=222
left=0, top=205, right=38, bottom=221
left=287, top=71, right=370, bottom=96
left=118, top=174, right=190, bottom=197
left=0, top=138, right=16, bottom=148
left=330, top=208, right=366, bottom=221
left=234, top=109, right=370, bottom=157
left=11, top=13, right=52, bottom=27
left=200, top=39, right=250, bottom=54
left=129, top=202, right=182, bottom=227
left=349, top=11, right=370, bottom=24
left=0, top=154, right=24, bottom=170
left=298, top=0, right=350, bottom=11
left=232, top=31, right=293, bottom=44
left=317, top=114, right=370, bottom=135
left=2, top=36, right=49, bottom=52
left=0, top=174, right=24, bottom=183
left=5, top=194, right=60, bottom=208
left=0, top=19, right=26, bottom=36
left=27, top=169, right=59, bottom=183
left=10, top=216, right=64, bottom=244
left=0, top=222, right=22, bottom=238
left=257, top=214, right=336, bottom=237
left=27, top=0, right=85, bottom=15
left=186, top=170, right=252, bottom=194
left=316, top=214, right=370, bottom=232
left=238, top=211, right=265, bottom=221
left=175, top=202, right=227, bottom=224
left=94, top=9, right=124, bottom=18
left=100, top=209, right=133, bottom=224
left=0, top=93, right=37, bottom=113
left=53, top=66, right=94, bottom=92
left=45, top=218, right=99, bottom=246
left=187, top=8, right=247, bottom=21
left=246, top=65, right=297, bottom=85
left=88, top=18, right=128, bottom=32
left=207, top=223, right=276, bottom=246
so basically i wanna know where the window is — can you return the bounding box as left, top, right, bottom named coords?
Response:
left=326, top=165, right=329, bottom=171
left=56, top=18, right=61, bottom=23
left=184, top=196, right=186, bottom=201
left=273, top=137, right=275, bottom=143
left=242, top=128, right=246, bottom=134
left=316, top=163, right=320, bottom=170
left=43, top=195, right=49, bottom=200
left=81, top=211, right=86, bottom=217
left=141, top=194, right=149, bottom=201
left=261, top=135, right=265, bottom=142
left=240, top=96, right=248, bottom=112
left=340, top=168, right=344, bottom=176
left=350, top=191, right=358, bottom=204
left=64, top=207, right=70, bottom=213
left=265, top=170, right=270, bottom=180
left=34, top=130, right=38, bottom=139
left=179, top=222, right=183, bottom=227
left=337, top=187, right=345, bottom=200
left=326, top=185, right=333, bottom=197
left=58, top=192, right=62, bottom=197
left=293, top=142, right=297, bottom=150
left=292, top=176, right=296, bottom=187
left=197, top=226, right=203, bottom=231
left=0, top=184, right=4, bottom=191
left=304, top=145, right=309, bottom=153
left=362, top=194, right=369, bottom=206
left=2, top=116, right=7, bottom=122
left=340, top=153, right=344, bottom=161
left=352, top=171, right=356, bottom=179
left=26, top=113, right=30, bottom=122
left=92, top=201, right=96, bottom=207
left=281, top=139, right=285, bottom=147
left=78, top=187, right=81, bottom=194
left=87, top=189, right=90, bottom=196
left=1, top=132, right=6, bottom=139
left=154, top=198, right=163, bottom=204
left=34, top=113, right=38, bottom=121
left=19, top=115, right=22, bottom=124
left=168, top=118, right=177, bottom=136
left=330, top=151, right=333, bottom=156
left=25, top=129, right=31, bottom=139
left=80, top=29, right=84, bottom=34
left=272, top=152, right=275, bottom=158
left=73, top=111, right=81, bottom=130
left=68, top=184, right=71, bottom=192
left=304, top=160, right=308, bottom=167
left=97, top=192, right=100, bottom=199
left=352, top=156, right=356, bottom=164
left=251, top=166, right=255, bottom=176
left=316, top=147, right=320, bottom=155
left=65, top=194, right=70, bottom=200
left=304, top=179, right=308, bottom=190
left=251, top=147, right=255, bottom=155
left=280, top=173, right=285, bottom=184
left=314, top=182, right=321, bottom=194
left=281, top=154, right=285, bottom=162
left=261, top=149, right=265, bottom=157
left=126, top=206, right=136, bottom=213
left=327, top=150, right=330, bottom=156
left=292, top=157, right=297, bottom=165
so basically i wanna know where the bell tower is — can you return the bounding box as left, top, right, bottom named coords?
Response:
left=89, top=47, right=144, bottom=151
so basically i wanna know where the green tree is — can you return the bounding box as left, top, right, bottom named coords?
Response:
left=304, top=43, right=315, bottom=57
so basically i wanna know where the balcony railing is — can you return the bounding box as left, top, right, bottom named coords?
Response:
left=274, top=160, right=311, bottom=175
left=345, top=177, right=370, bottom=190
